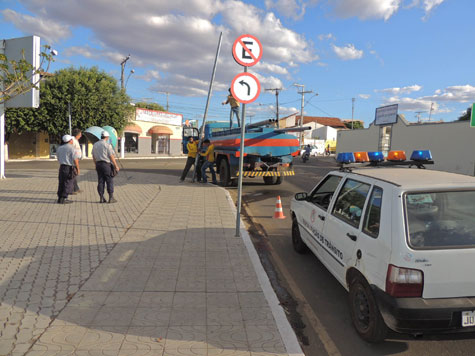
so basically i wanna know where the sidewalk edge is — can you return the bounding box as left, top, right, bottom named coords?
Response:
left=223, top=189, right=305, bottom=356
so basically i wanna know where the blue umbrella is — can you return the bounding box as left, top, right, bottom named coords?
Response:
left=102, top=126, right=118, bottom=149
left=83, top=126, right=103, bottom=144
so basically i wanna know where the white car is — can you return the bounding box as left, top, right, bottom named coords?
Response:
left=290, top=150, right=475, bottom=342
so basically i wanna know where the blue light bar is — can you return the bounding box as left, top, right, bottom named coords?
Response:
left=336, top=152, right=355, bottom=164
left=368, top=151, right=384, bottom=162
left=410, top=149, right=432, bottom=161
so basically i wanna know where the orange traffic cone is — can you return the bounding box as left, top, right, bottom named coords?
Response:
left=273, top=196, right=286, bottom=219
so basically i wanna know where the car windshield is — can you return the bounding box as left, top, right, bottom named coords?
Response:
left=405, top=191, right=475, bottom=249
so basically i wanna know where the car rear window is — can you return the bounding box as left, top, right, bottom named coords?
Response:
left=405, top=191, right=475, bottom=249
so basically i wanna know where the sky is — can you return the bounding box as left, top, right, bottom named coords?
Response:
left=1, top=0, right=474, bottom=127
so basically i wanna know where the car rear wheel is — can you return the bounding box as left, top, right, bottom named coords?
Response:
left=292, top=218, right=308, bottom=254
left=348, top=276, right=387, bottom=343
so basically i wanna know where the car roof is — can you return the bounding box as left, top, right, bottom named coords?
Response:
left=343, top=167, right=475, bottom=189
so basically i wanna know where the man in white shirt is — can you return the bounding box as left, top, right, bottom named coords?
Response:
left=71, top=128, right=83, bottom=194
left=92, top=130, right=120, bottom=203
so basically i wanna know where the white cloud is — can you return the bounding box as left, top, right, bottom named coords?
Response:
left=332, top=44, right=363, bottom=60
left=6, top=0, right=317, bottom=97
left=1, top=9, right=71, bottom=44
left=318, top=33, right=335, bottom=41
left=328, top=0, right=445, bottom=21
left=136, top=70, right=161, bottom=82
left=377, top=84, right=422, bottom=95
left=383, top=96, right=450, bottom=114
left=359, top=94, right=371, bottom=99
left=265, top=0, right=318, bottom=20
left=329, top=0, right=402, bottom=21
left=423, top=85, right=475, bottom=103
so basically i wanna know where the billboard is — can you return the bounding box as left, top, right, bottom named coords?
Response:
left=4, top=35, right=41, bottom=109
left=374, top=104, right=398, bottom=125
left=135, top=108, right=182, bottom=126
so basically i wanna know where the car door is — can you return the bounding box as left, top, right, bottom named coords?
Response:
left=294, top=174, right=343, bottom=257
left=322, top=178, right=372, bottom=285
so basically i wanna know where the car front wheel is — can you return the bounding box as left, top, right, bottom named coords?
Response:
left=292, top=218, right=308, bottom=254
left=348, top=276, right=387, bottom=343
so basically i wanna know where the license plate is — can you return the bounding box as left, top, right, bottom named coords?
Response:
left=462, top=311, right=475, bottom=327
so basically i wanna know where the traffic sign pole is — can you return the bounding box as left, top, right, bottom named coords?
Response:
left=235, top=67, right=247, bottom=237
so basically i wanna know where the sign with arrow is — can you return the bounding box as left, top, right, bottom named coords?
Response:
left=231, top=72, right=261, bottom=104
left=232, top=34, right=262, bottom=67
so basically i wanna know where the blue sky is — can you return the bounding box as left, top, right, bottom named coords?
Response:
left=1, top=0, right=474, bottom=126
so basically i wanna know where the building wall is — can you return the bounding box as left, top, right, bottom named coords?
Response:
left=8, top=131, right=50, bottom=159
left=337, top=117, right=475, bottom=176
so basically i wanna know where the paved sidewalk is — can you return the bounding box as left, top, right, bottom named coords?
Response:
left=0, top=169, right=303, bottom=356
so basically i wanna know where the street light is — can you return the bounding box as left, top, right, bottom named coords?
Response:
left=125, top=69, right=135, bottom=89
left=120, top=54, right=130, bottom=89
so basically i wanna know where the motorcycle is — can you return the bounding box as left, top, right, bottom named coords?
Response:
left=302, top=151, right=310, bottom=163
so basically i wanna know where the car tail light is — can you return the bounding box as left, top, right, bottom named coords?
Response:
left=386, top=264, right=424, bottom=297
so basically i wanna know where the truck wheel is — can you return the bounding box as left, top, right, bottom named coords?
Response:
left=348, top=276, right=388, bottom=343
left=274, top=176, right=283, bottom=185
left=263, top=176, right=276, bottom=185
left=219, top=160, right=231, bottom=187
left=292, top=218, right=308, bottom=254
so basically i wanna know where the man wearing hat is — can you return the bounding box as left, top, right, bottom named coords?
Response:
left=92, top=130, right=120, bottom=203
left=56, top=134, right=80, bottom=204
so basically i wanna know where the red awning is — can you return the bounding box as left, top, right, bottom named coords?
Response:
left=148, top=125, right=173, bottom=135
left=123, top=124, right=143, bottom=134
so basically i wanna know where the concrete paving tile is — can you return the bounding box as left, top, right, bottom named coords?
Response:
left=165, top=326, right=207, bottom=349
left=169, top=308, right=206, bottom=326
left=162, top=347, right=207, bottom=356
left=144, top=278, right=177, bottom=292
left=245, top=326, right=285, bottom=353
left=207, top=325, right=249, bottom=351
left=104, top=292, right=142, bottom=308
left=121, top=326, right=167, bottom=350
left=207, top=293, right=240, bottom=308
left=37, top=325, right=89, bottom=348
left=55, top=307, right=100, bottom=326
left=172, top=292, right=206, bottom=308
left=138, top=292, right=174, bottom=308
left=90, top=307, right=136, bottom=327
left=77, top=326, right=127, bottom=351
left=208, top=350, right=251, bottom=356
left=206, top=279, right=237, bottom=293
left=207, top=308, right=244, bottom=326
left=241, top=308, right=275, bottom=327
left=175, top=279, right=206, bottom=292
left=131, top=307, right=171, bottom=327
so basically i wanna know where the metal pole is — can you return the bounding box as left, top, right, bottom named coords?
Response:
left=276, top=90, right=280, bottom=128
left=0, top=103, right=5, bottom=179
left=351, top=97, right=355, bottom=130
left=299, top=88, right=304, bottom=146
left=166, top=92, right=169, bottom=112
left=235, top=67, right=247, bottom=237
left=68, top=102, right=72, bottom=135
left=192, top=32, right=223, bottom=182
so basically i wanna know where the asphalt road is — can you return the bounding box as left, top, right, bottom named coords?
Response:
left=6, top=156, right=475, bottom=356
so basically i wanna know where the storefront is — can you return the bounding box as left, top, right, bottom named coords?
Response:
left=121, top=108, right=183, bottom=157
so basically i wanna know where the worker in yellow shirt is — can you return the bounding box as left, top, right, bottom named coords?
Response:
left=222, top=88, right=240, bottom=128
left=179, top=137, right=201, bottom=182
left=200, top=139, right=217, bottom=184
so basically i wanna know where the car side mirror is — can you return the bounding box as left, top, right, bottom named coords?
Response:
left=295, top=192, right=308, bottom=201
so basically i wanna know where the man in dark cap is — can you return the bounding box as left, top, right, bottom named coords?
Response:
left=92, top=130, right=120, bottom=203
left=56, top=134, right=80, bottom=204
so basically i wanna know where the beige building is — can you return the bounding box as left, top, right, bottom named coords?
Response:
left=337, top=115, right=475, bottom=176
left=120, top=108, right=183, bottom=156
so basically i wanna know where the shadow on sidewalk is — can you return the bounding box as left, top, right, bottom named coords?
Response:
left=0, top=228, right=290, bottom=355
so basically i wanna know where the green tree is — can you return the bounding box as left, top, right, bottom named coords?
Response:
left=0, top=45, right=55, bottom=104
left=6, top=66, right=130, bottom=137
left=458, top=107, right=472, bottom=121
left=134, top=102, right=165, bottom=111
left=344, top=121, right=364, bottom=129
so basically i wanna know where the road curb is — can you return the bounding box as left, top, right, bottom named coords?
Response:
left=223, top=189, right=305, bottom=356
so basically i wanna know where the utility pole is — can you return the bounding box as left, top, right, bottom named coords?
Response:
left=120, top=54, right=131, bottom=89
left=415, top=111, right=426, bottom=123
left=158, top=92, right=170, bottom=111
left=247, top=113, right=255, bottom=125
left=428, top=102, right=434, bottom=121
left=293, top=84, right=312, bottom=146
left=351, top=97, right=355, bottom=129
left=265, top=88, right=282, bottom=128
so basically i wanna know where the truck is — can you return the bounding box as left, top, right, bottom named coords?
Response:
left=182, top=120, right=307, bottom=186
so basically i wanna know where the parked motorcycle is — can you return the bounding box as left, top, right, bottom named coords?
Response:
left=302, top=151, right=310, bottom=163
